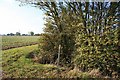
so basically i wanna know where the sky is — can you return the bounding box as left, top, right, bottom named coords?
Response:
left=0, top=0, right=45, bottom=35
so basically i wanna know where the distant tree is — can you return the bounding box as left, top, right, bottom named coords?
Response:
left=22, top=34, right=27, bottom=36
left=29, top=31, right=34, bottom=36
left=7, top=33, right=14, bottom=36
left=10, top=33, right=15, bottom=36
left=16, top=32, right=21, bottom=36
left=34, top=34, right=40, bottom=36
left=7, top=34, right=10, bottom=36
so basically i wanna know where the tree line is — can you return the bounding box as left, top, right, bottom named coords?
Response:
left=18, top=0, right=120, bottom=77
left=3, top=31, right=40, bottom=36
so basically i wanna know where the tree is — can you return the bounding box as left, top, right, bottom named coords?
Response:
left=29, top=31, right=34, bottom=36
left=34, top=34, right=40, bottom=36
left=17, top=0, right=120, bottom=77
left=7, top=33, right=15, bottom=36
left=10, top=33, right=15, bottom=36
left=68, top=2, right=120, bottom=76
left=16, top=32, right=21, bottom=36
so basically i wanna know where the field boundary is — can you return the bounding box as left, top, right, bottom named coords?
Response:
left=2, top=43, right=38, bottom=50
left=2, top=36, right=40, bottom=50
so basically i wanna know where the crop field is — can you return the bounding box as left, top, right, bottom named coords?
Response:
left=2, top=36, right=40, bottom=50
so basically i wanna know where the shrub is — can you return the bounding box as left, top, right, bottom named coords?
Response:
left=74, top=28, right=120, bottom=77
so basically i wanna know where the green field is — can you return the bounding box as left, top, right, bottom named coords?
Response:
left=1, top=36, right=60, bottom=78
left=2, top=36, right=40, bottom=50
left=2, top=45, right=60, bottom=78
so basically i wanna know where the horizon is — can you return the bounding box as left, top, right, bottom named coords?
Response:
left=0, top=0, right=45, bottom=35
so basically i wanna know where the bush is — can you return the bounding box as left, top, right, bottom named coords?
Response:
left=38, top=32, right=76, bottom=65
left=26, top=50, right=39, bottom=58
left=38, top=33, right=59, bottom=64
left=74, top=28, right=120, bottom=77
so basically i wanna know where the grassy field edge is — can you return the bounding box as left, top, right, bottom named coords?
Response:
left=2, top=45, right=60, bottom=78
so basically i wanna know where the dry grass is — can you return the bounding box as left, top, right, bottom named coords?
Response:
left=88, top=69, right=102, bottom=78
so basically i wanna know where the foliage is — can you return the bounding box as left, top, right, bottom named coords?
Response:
left=16, top=0, right=120, bottom=77
left=36, top=2, right=81, bottom=65
left=72, top=2, right=120, bottom=77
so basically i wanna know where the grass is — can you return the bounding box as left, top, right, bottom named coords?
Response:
left=2, top=44, right=93, bottom=78
left=2, top=45, right=58, bottom=78
left=2, top=36, right=40, bottom=50
left=2, top=44, right=92, bottom=78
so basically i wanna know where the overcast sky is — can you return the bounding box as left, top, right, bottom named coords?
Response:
left=0, top=0, right=45, bottom=35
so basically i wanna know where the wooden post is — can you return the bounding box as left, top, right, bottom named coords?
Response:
left=57, top=44, right=61, bottom=66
